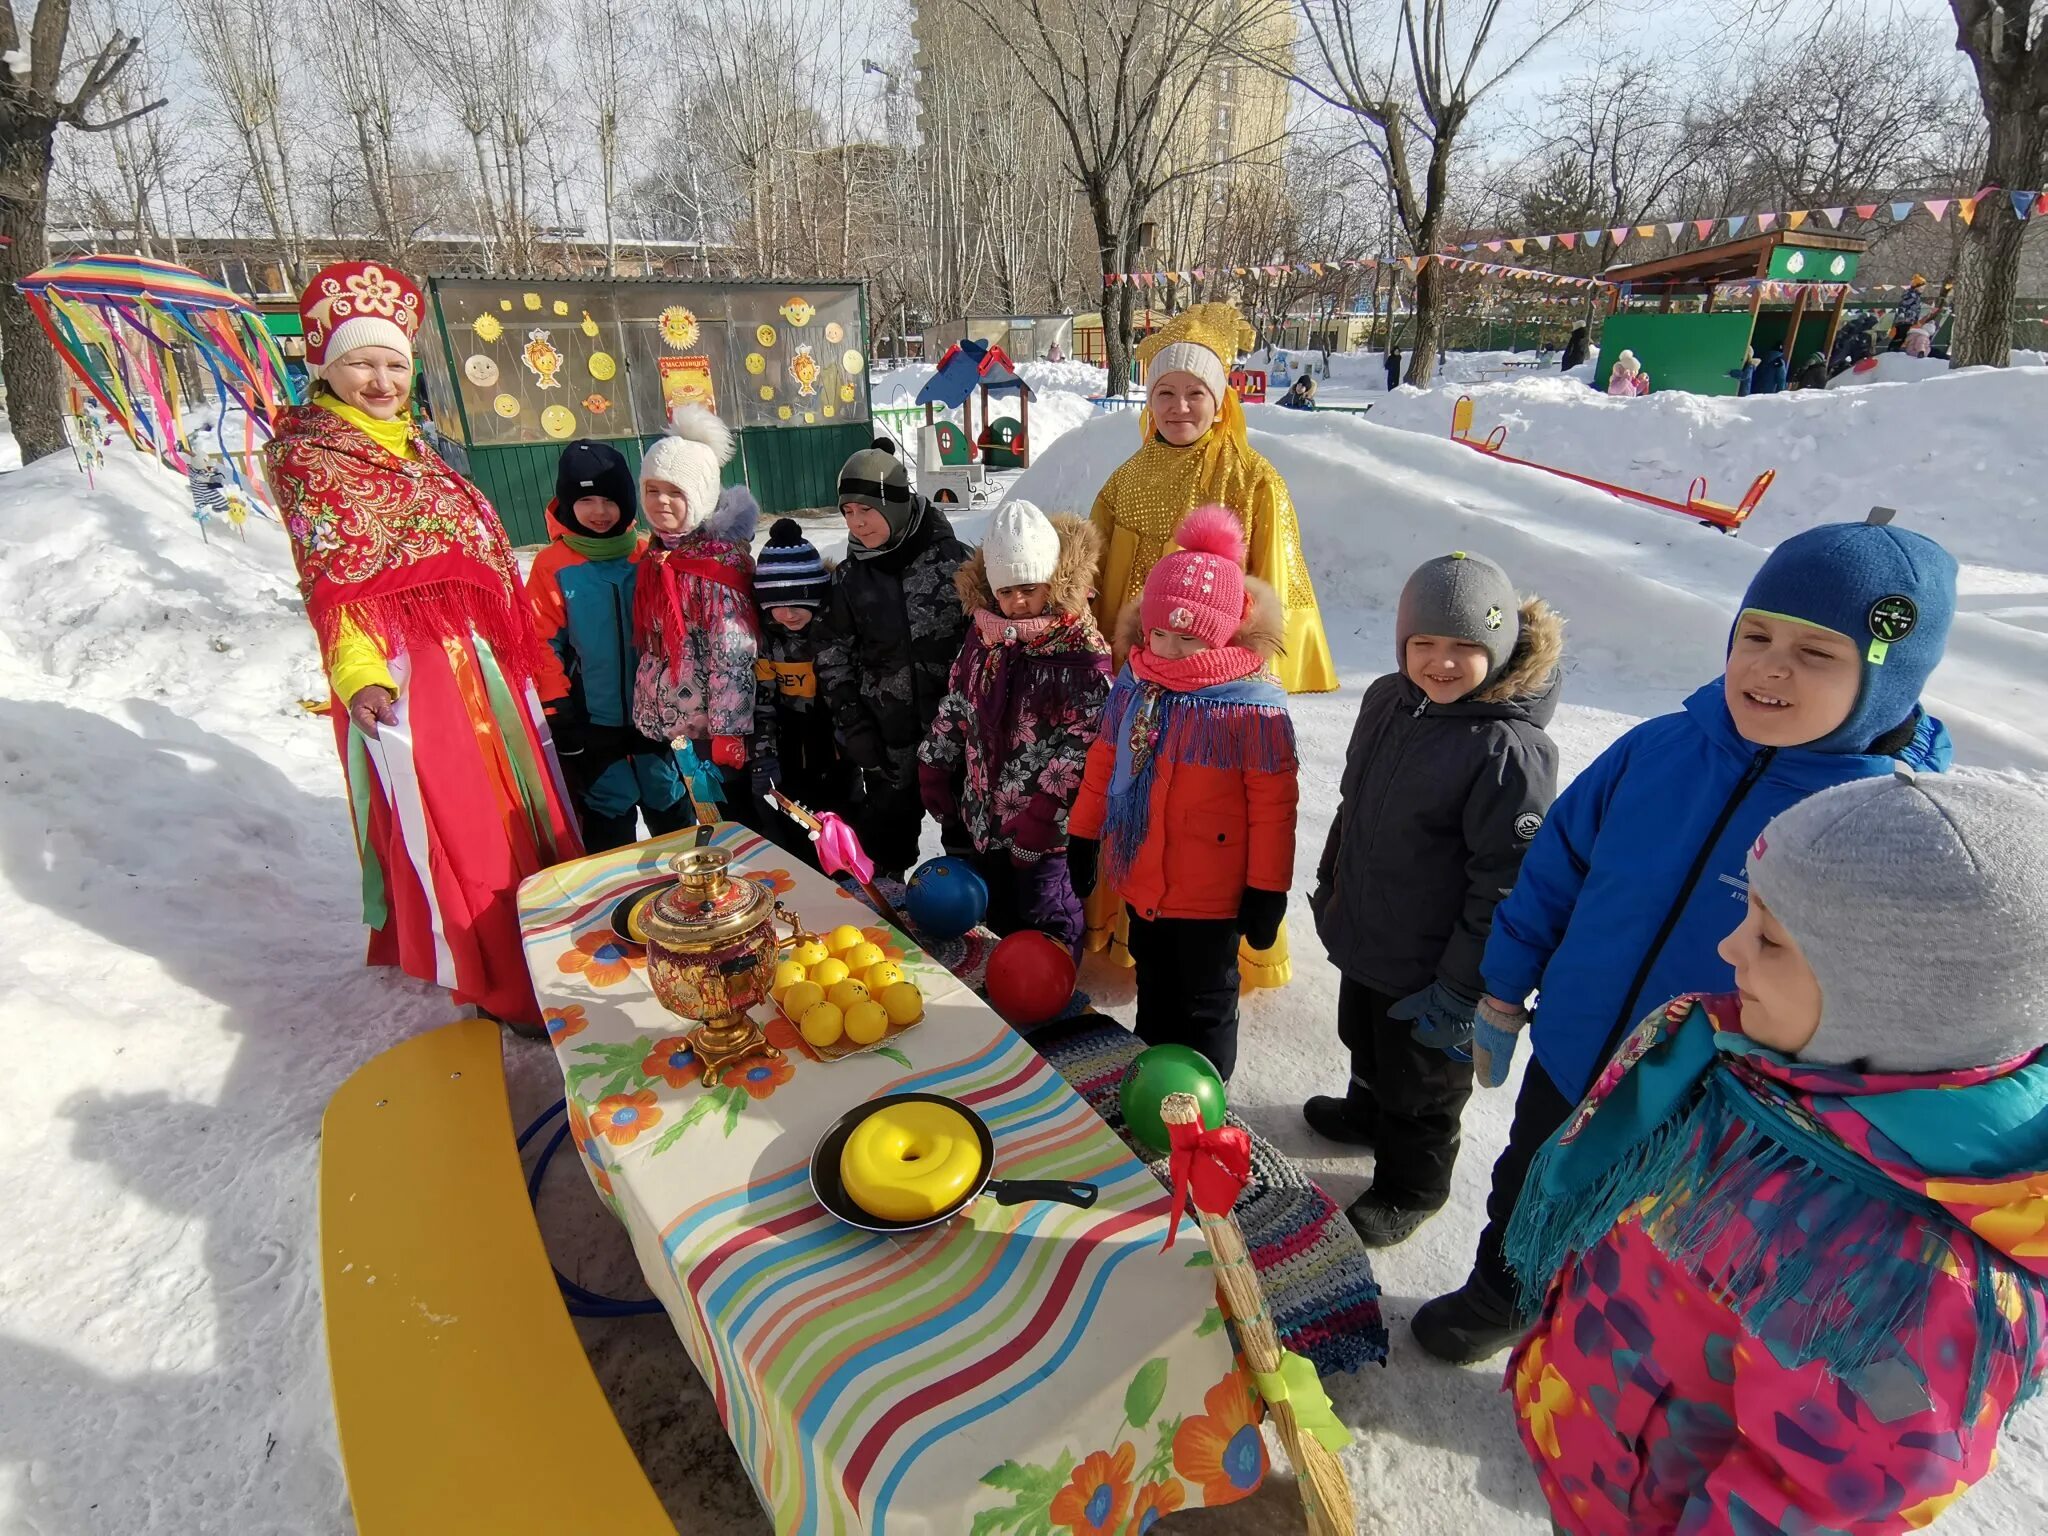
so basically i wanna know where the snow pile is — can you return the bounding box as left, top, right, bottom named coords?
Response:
left=6, top=361, right=2048, bottom=1533
left=871, top=357, right=1109, bottom=406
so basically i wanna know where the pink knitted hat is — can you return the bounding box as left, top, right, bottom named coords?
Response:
left=1140, top=505, right=1249, bottom=649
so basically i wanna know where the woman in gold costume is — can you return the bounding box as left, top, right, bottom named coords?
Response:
left=1085, top=302, right=1337, bottom=986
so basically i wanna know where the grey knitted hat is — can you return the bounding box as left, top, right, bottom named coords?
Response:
left=836, top=440, right=914, bottom=533
left=1396, top=552, right=1521, bottom=686
left=1747, top=767, right=2048, bottom=1073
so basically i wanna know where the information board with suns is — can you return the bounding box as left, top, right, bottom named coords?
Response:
left=426, top=279, right=870, bottom=449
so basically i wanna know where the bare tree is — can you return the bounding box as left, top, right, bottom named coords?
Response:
left=325, top=0, right=418, bottom=260
left=954, top=0, right=1292, bottom=391
left=1288, top=0, right=1599, bottom=384
left=178, top=0, right=308, bottom=282
left=1949, top=0, right=2048, bottom=366
left=574, top=0, right=643, bottom=275
left=1, top=0, right=168, bottom=460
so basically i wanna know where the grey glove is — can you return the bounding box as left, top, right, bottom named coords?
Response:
left=1472, top=997, right=1530, bottom=1089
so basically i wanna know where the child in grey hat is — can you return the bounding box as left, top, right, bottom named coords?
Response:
left=1306, top=551, right=1563, bottom=1247
left=1501, top=767, right=2048, bottom=1536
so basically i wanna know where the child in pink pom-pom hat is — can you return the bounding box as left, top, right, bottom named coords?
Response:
left=1066, top=505, right=1299, bottom=1081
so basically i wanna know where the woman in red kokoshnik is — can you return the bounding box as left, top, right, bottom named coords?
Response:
left=266, top=262, right=581, bottom=1027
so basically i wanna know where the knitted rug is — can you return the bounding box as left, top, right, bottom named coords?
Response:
left=845, top=872, right=1388, bottom=1374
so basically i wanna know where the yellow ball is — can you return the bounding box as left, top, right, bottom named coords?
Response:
left=862, top=961, right=905, bottom=992
left=790, top=938, right=829, bottom=969
left=825, top=924, right=865, bottom=955
left=843, top=941, right=886, bottom=973
left=827, top=978, right=870, bottom=1012
left=844, top=999, right=890, bottom=1045
left=809, top=956, right=851, bottom=988
left=781, top=980, right=826, bottom=1021
left=771, top=959, right=807, bottom=1000
left=880, top=981, right=925, bottom=1027
left=799, top=1001, right=845, bottom=1047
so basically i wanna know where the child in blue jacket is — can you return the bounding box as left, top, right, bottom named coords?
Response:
left=1409, top=514, right=1958, bottom=1365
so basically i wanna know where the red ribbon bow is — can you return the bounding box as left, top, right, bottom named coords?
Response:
left=1162, top=1118, right=1252, bottom=1249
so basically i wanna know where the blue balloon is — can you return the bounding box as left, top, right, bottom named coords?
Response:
left=904, top=857, right=989, bottom=939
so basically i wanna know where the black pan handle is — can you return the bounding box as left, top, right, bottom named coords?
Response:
left=985, top=1179, right=1098, bottom=1209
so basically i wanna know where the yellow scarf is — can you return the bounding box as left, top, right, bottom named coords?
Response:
left=316, top=396, right=416, bottom=461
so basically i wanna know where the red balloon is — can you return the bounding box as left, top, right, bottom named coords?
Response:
left=984, top=931, right=1077, bottom=1027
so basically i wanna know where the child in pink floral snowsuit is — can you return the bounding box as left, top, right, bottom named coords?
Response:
left=1505, top=770, right=2048, bottom=1536
left=630, top=407, right=759, bottom=818
left=919, top=500, right=1112, bottom=955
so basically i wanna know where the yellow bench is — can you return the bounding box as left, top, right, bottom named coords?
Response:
left=320, top=1019, right=674, bottom=1534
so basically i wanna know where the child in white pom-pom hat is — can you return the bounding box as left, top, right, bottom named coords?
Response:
left=918, top=499, right=1113, bottom=955
left=631, top=405, right=760, bottom=820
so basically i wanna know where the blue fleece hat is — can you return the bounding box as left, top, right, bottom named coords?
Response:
left=1733, top=518, right=1956, bottom=752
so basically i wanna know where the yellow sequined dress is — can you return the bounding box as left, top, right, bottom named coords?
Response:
left=1082, top=391, right=1338, bottom=987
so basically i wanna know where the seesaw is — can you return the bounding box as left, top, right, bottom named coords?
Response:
left=1450, top=397, right=1775, bottom=534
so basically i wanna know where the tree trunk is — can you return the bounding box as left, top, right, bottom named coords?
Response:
left=1405, top=257, right=1445, bottom=386
left=1950, top=105, right=2043, bottom=367
left=0, top=113, right=67, bottom=463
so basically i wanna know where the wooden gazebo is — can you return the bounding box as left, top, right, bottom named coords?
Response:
left=1597, top=229, right=1868, bottom=394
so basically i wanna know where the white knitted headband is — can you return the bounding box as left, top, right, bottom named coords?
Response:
left=1146, top=342, right=1228, bottom=402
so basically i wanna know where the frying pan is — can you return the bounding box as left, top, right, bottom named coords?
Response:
left=810, top=1091, right=1099, bottom=1234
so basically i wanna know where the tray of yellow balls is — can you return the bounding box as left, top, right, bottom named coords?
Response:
left=771, top=922, right=928, bottom=1061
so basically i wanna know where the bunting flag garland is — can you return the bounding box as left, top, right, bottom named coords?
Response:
left=1099, top=183, right=2046, bottom=287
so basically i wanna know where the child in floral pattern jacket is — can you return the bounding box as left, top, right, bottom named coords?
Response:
left=919, top=501, right=1113, bottom=954
left=630, top=406, right=759, bottom=820
left=1505, top=770, right=2048, bottom=1536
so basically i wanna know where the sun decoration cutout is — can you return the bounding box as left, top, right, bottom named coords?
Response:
left=824, top=321, right=845, bottom=345
left=759, top=385, right=775, bottom=401
left=473, top=313, right=504, bottom=343
left=463, top=354, right=500, bottom=387
left=522, top=292, right=542, bottom=311
left=542, top=404, right=576, bottom=439
left=744, top=352, right=766, bottom=375
left=492, top=393, right=520, bottom=418
left=581, top=311, right=600, bottom=338
left=658, top=305, right=700, bottom=350
left=588, top=351, right=616, bottom=381
left=756, top=323, right=778, bottom=348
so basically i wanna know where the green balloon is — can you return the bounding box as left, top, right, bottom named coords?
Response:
left=1119, top=1044, right=1228, bottom=1158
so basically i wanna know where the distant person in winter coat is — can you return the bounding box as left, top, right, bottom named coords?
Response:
left=1751, top=346, right=1788, bottom=395
left=1890, top=273, right=1929, bottom=349
left=1728, top=350, right=1759, bottom=396
left=1558, top=325, right=1588, bottom=372
left=1505, top=771, right=2048, bottom=1536
left=1831, top=309, right=1879, bottom=374
left=1278, top=374, right=1318, bottom=410
left=750, top=518, right=853, bottom=867
left=1067, top=506, right=1299, bottom=1082
left=529, top=440, right=695, bottom=850
left=631, top=407, right=760, bottom=823
left=1793, top=350, right=1830, bottom=390
left=817, top=439, right=972, bottom=879
left=1385, top=349, right=1402, bottom=391
left=919, top=501, right=1113, bottom=955
left=1409, top=516, right=1958, bottom=1367
left=1904, top=314, right=1938, bottom=358
left=1306, top=553, right=1563, bottom=1250
left=1605, top=349, right=1650, bottom=396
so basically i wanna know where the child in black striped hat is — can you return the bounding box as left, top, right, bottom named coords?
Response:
left=752, top=518, right=855, bottom=866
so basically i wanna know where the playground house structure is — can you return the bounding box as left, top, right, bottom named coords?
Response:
left=1597, top=229, right=1867, bottom=396
left=921, top=314, right=1076, bottom=364
left=414, top=275, right=873, bottom=545
left=914, top=339, right=1037, bottom=473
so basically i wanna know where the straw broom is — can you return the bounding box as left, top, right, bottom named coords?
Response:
left=1159, top=1091, right=1355, bottom=1536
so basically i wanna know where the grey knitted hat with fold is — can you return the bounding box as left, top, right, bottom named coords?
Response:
left=1746, top=767, right=2048, bottom=1073
left=1395, top=551, right=1521, bottom=686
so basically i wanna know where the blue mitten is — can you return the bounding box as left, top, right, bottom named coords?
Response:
left=1472, top=997, right=1529, bottom=1089
left=1387, top=982, right=1479, bottom=1061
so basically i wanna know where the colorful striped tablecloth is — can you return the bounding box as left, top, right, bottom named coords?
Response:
left=518, top=823, right=1267, bottom=1535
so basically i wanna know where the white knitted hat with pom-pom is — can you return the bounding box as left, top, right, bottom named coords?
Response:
left=640, top=405, right=735, bottom=533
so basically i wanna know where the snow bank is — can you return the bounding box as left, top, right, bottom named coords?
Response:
left=1016, top=404, right=2048, bottom=770
left=872, top=358, right=1108, bottom=406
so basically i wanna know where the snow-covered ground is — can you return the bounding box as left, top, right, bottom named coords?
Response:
left=3, top=354, right=2047, bottom=1534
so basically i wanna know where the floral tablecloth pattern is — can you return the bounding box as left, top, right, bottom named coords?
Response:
left=517, top=823, right=1266, bottom=1535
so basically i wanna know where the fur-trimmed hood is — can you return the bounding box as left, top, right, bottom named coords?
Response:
left=956, top=511, right=1100, bottom=617
left=1476, top=597, right=1564, bottom=705
left=1113, top=574, right=1285, bottom=662
left=700, top=483, right=760, bottom=546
